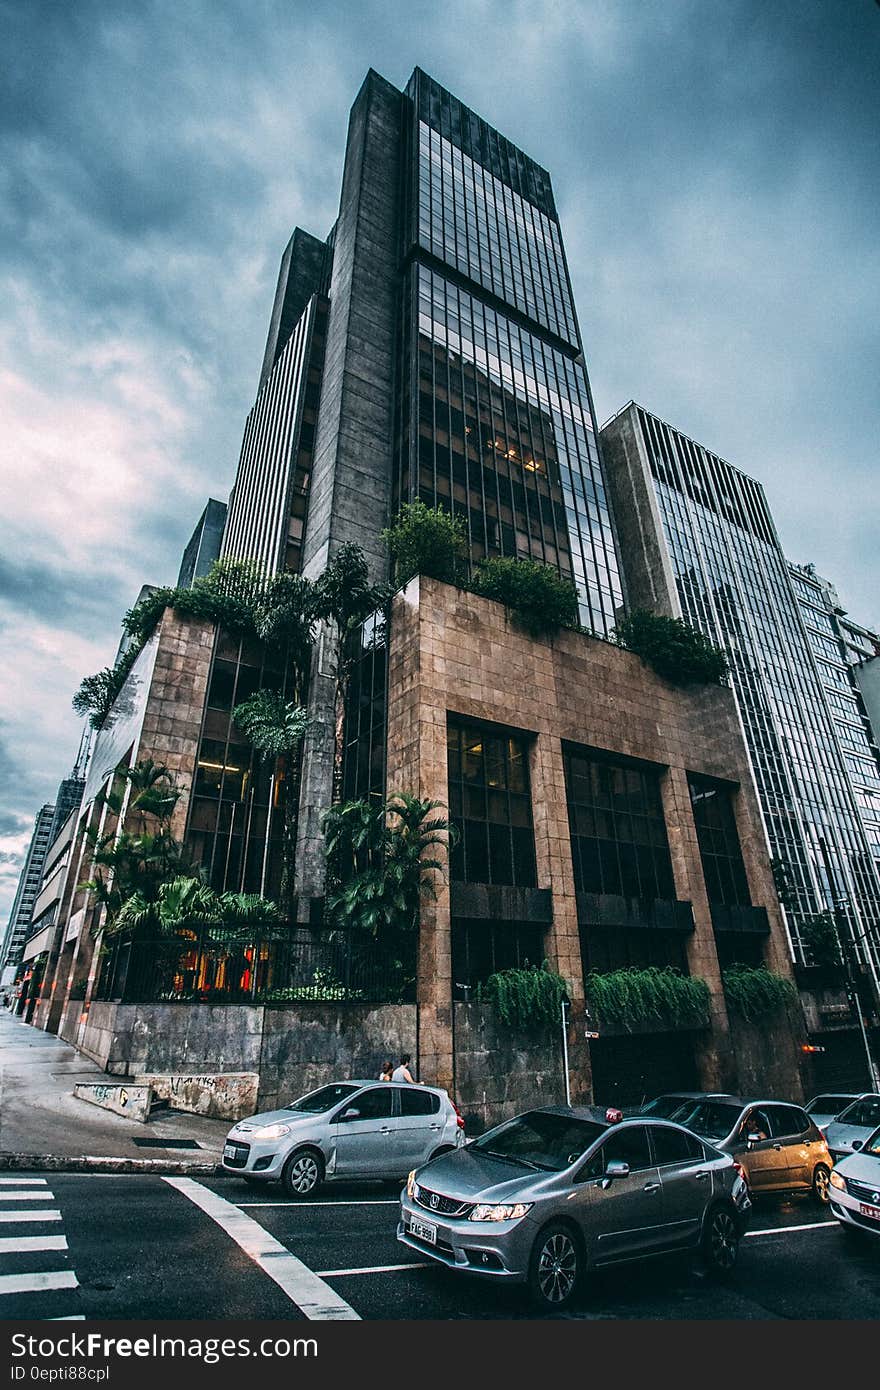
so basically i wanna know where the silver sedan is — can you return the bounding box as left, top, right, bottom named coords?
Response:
left=398, top=1105, right=750, bottom=1309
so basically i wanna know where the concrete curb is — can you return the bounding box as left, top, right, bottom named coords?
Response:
left=0, top=1152, right=223, bottom=1175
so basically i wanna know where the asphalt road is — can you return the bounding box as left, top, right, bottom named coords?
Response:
left=1, top=1172, right=878, bottom=1321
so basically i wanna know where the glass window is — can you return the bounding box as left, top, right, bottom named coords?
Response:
left=650, top=1126, right=705, bottom=1166
left=286, top=1084, right=359, bottom=1113
left=837, top=1097, right=880, bottom=1128
left=447, top=719, right=537, bottom=886
left=336, top=1088, right=393, bottom=1122
left=688, top=775, right=751, bottom=908
left=473, top=1111, right=603, bottom=1171
left=564, top=746, right=675, bottom=901
left=597, top=1125, right=653, bottom=1173
left=399, top=1089, right=441, bottom=1117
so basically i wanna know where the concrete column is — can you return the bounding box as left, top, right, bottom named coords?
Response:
left=528, top=733, right=592, bottom=1103
left=661, top=765, right=735, bottom=1091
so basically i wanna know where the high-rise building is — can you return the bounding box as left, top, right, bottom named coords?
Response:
left=177, top=499, right=228, bottom=589
left=0, top=804, right=55, bottom=986
left=600, top=404, right=880, bottom=1000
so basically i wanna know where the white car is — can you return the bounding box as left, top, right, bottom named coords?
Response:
left=828, top=1124, right=880, bottom=1241
left=804, top=1092, right=862, bottom=1133
left=824, top=1094, right=880, bottom=1162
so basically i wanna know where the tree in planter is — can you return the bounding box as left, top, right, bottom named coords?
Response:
left=722, top=964, right=799, bottom=1022
left=585, top=966, right=711, bottom=1032
left=471, top=556, right=580, bottom=638
left=311, top=543, right=393, bottom=805
left=613, top=610, right=728, bottom=686
left=382, top=500, right=470, bottom=588
left=477, top=962, right=569, bottom=1030
left=233, top=690, right=312, bottom=921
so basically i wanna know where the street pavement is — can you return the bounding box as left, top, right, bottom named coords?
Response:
left=0, top=1009, right=228, bottom=1165
left=0, top=1171, right=878, bottom=1321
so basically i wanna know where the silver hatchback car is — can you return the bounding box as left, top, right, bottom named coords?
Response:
left=223, top=1081, right=465, bottom=1196
left=398, top=1105, right=750, bottom=1309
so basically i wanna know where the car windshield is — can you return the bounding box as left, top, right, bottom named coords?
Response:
left=836, top=1097, right=880, bottom=1128
left=641, top=1096, right=690, bottom=1119
left=472, top=1111, right=605, bottom=1171
left=807, top=1096, right=851, bottom=1114
left=674, top=1100, right=742, bottom=1140
left=285, top=1084, right=360, bottom=1113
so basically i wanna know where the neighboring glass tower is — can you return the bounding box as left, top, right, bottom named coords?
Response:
left=600, top=403, right=880, bottom=984
left=396, top=70, right=624, bottom=637
left=0, top=804, right=55, bottom=985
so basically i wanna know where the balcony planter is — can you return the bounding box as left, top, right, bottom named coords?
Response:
left=585, top=966, right=711, bottom=1036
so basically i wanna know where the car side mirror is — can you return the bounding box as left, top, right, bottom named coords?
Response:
left=746, top=1132, right=762, bottom=1146
left=601, top=1159, right=630, bottom=1189
left=851, top=1140, right=863, bottom=1151
left=339, top=1106, right=361, bottom=1121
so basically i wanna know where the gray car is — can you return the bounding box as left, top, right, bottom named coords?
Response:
left=397, top=1105, right=750, bottom=1309
left=824, top=1094, right=880, bottom=1163
left=828, top=1123, right=880, bottom=1241
left=804, top=1093, right=863, bottom=1132
left=223, top=1080, right=465, bottom=1196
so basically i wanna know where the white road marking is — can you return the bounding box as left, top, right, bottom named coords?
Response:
left=0, top=1271, right=78, bottom=1295
left=164, top=1176, right=361, bottom=1321
left=50, top=1317, right=86, bottom=1321
left=0, top=1192, right=57, bottom=1202
left=317, top=1261, right=433, bottom=1277
left=0, top=1210, right=62, bottom=1223
left=0, top=1178, right=47, bottom=1186
left=746, top=1220, right=835, bottom=1238
left=237, top=1200, right=400, bottom=1209
left=0, top=1235, right=68, bottom=1254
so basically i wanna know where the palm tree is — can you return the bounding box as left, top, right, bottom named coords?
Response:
left=233, top=689, right=312, bottom=922
left=311, top=543, right=392, bottom=805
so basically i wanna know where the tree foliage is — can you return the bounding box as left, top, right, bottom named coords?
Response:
left=613, top=609, right=728, bottom=686
left=383, top=500, right=470, bottom=588
left=471, top=556, right=580, bottom=638
left=585, top=966, right=711, bottom=1032
left=799, top=912, right=844, bottom=971
left=477, top=962, right=569, bottom=1030
left=722, top=964, right=799, bottom=1021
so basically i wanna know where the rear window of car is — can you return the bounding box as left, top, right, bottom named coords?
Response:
left=651, top=1125, right=705, bottom=1165
left=399, top=1089, right=440, bottom=1116
left=807, top=1095, right=851, bottom=1113
left=837, top=1097, right=880, bottom=1128
left=286, top=1084, right=360, bottom=1113
left=641, top=1096, right=690, bottom=1119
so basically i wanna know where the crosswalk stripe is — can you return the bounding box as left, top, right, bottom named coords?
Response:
left=0, top=1271, right=78, bottom=1295
left=0, top=1235, right=68, bottom=1254
left=0, top=1193, right=57, bottom=1202
left=0, top=1178, right=48, bottom=1186
left=0, top=1210, right=62, bottom=1224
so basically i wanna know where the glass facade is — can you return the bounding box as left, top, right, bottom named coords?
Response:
left=632, top=405, right=880, bottom=974
left=398, top=73, right=624, bottom=638
left=688, top=776, right=751, bottom=908
left=447, top=720, right=537, bottom=888
left=341, top=613, right=388, bottom=805
left=564, top=746, right=675, bottom=901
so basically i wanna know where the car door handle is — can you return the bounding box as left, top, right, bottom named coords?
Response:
left=380, top=1127, right=392, bottom=1134
left=772, top=1143, right=782, bottom=1151
left=695, top=1171, right=709, bottom=1182
left=429, top=1124, right=442, bottom=1131
left=643, top=1182, right=660, bottom=1193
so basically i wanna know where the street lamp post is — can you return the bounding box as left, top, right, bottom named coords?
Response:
left=561, top=997, right=571, bottom=1107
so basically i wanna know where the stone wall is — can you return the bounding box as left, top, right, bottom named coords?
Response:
left=257, top=1004, right=416, bottom=1112
left=727, top=1010, right=808, bottom=1102
left=453, top=1002, right=566, bottom=1134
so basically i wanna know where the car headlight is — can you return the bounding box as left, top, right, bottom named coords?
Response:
left=407, top=1170, right=418, bottom=1199
left=251, top=1122, right=292, bottom=1140
left=829, top=1170, right=846, bottom=1191
left=468, top=1202, right=532, bottom=1222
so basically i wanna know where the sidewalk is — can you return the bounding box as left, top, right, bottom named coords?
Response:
left=0, top=1008, right=230, bottom=1172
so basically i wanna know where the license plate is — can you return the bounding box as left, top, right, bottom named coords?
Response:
left=859, top=1202, right=880, bottom=1222
left=224, top=1144, right=237, bottom=1159
left=408, top=1217, right=437, bottom=1245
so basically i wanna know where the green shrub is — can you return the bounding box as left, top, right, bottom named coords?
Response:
left=383, top=501, right=469, bottom=588
left=585, top=966, right=711, bottom=1032
left=471, top=557, right=580, bottom=638
left=614, top=609, right=728, bottom=686
left=722, top=964, right=798, bottom=1021
left=477, top=961, right=569, bottom=1030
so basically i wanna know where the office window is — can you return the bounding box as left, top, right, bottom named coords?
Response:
left=447, top=720, right=536, bottom=887
left=688, top=775, right=751, bottom=907
left=563, top=746, right=675, bottom=901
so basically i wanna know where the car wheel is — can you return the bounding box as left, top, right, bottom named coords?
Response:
left=702, top=1205, right=740, bottom=1279
left=281, top=1149, right=323, bottom=1198
left=811, top=1164, right=831, bottom=1206
left=527, top=1223, right=581, bottom=1310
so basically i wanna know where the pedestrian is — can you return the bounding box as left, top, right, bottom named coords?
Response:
left=391, top=1053, right=417, bottom=1084
left=378, top=1059, right=394, bottom=1081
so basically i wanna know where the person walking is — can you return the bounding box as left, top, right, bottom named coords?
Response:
left=378, top=1059, right=393, bottom=1081
left=391, top=1053, right=417, bottom=1084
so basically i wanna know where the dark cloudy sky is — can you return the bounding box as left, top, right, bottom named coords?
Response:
left=1, top=0, right=878, bottom=924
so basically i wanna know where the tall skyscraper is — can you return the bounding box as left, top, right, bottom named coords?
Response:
left=600, top=403, right=880, bottom=995
left=0, top=804, right=56, bottom=986
left=177, top=498, right=228, bottom=589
